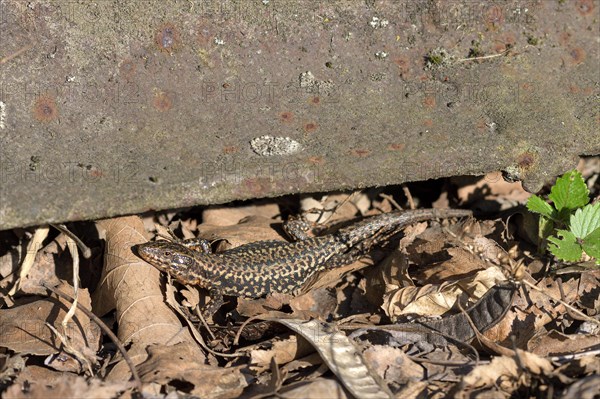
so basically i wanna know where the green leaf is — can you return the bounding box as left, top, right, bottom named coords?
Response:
left=547, top=230, right=582, bottom=262
left=570, top=203, right=600, bottom=239
left=548, top=170, right=589, bottom=212
left=526, top=195, right=555, bottom=219
left=581, top=227, right=600, bottom=260
left=539, top=217, right=554, bottom=243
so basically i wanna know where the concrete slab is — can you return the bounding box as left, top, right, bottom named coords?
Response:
left=0, top=0, right=598, bottom=229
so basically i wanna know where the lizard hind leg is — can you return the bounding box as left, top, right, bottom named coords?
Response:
left=200, top=294, right=225, bottom=320
left=282, top=216, right=315, bottom=241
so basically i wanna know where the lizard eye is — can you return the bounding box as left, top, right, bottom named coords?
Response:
left=164, top=251, right=172, bottom=256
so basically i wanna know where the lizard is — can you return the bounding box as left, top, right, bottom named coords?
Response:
left=134, top=208, right=471, bottom=307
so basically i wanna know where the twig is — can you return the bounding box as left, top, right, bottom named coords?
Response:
left=62, top=235, right=80, bottom=328
left=42, top=283, right=143, bottom=392
left=549, top=346, right=600, bottom=363
left=379, top=193, right=404, bottom=211
left=401, top=185, right=415, bottom=210
left=522, top=279, right=600, bottom=327
left=50, top=224, right=92, bottom=259
left=9, top=226, right=49, bottom=296
left=45, top=322, right=93, bottom=375
left=318, top=191, right=360, bottom=224
left=194, top=305, right=216, bottom=341
left=557, top=278, right=588, bottom=322
left=183, top=315, right=247, bottom=359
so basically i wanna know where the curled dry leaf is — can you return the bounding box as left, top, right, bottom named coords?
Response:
left=0, top=285, right=100, bottom=370
left=250, top=335, right=315, bottom=374
left=416, top=246, right=488, bottom=284
left=4, top=237, right=65, bottom=296
left=515, top=275, right=581, bottom=333
left=276, top=318, right=394, bottom=399
left=92, top=216, right=204, bottom=379
left=383, top=266, right=507, bottom=321
left=418, top=282, right=517, bottom=342
left=362, top=346, right=424, bottom=387
left=455, top=350, right=552, bottom=396
left=528, top=330, right=600, bottom=357
left=3, top=374, right=127, bottom=399
left=363, top=250, right=411, bottom=307
left=136, top=342, right=247, bottom=398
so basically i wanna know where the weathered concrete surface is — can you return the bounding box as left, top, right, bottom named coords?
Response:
left=0, top=0, right=598, bottom=230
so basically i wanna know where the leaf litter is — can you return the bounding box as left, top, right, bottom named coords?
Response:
left=0, top=160, right=599, bottom=398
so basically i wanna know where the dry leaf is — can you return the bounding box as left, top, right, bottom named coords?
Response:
left=0, top=286, right=100, bottom=370
left=137, top=342, right=247, bottom=398
left=198, top=215, right=286, bottom=250
left=362, top=346, right=424, bottom=386
left=528, top=330, right=600, bottom=357
left=202, top=203, right=281, bottom=226
left=250, top=335, right=314, bottom=374
left=3, top=374, right=127, bottom=399
left=383, top=266, right=506, bottom=320
left=92, top=216, right=204, bottom=380
left=278, top=377, right=350, bottom=399
left=457, top=350, right=552, bottom=396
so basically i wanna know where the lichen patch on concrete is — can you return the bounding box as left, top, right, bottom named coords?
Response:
left=250, top=136, right=302, bottom=156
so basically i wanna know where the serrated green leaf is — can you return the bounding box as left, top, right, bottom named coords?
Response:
left=548, top=170, right=589, bottom=212
left=547, top=229, right=582, bottom=262
left=582, top=227, right=600, bottom=260
left=539, top=217, right=554, bottom=242
left=570, top=203, right=600, bottom=239
left=526, top=195, right=555, bottom=219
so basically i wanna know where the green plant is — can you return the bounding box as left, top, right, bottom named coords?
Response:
left=527, top=170, right=599, bottom=264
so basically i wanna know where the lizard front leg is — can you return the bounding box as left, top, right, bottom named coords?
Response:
left=178, top=237, right=212, bottom=253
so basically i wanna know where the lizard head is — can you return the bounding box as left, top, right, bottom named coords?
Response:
left=135, top=241, right=207, bottom=286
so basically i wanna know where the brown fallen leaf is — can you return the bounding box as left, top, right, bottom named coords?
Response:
left=417, top=246, right=488, bottom=284
left=382, top=266, right=507, bottom=321
left=298, top=192, right=368, bottom=223
left=278, top=377, right=351, bottom=399
left=454, top=350, right=553, bottom=397
left=202, top=203, right=281, bottom=226
left=528, top=330, right=600, bottom=357
left=92, top=216, right=205, bottom=380
left=136, top=342, right=247, bottom=398
left=0, top=285, right=100, bottom=372
left=198, top=215, right=287, bottom=251
left=2, top=235, right=65, bottom=297
left=455, top=172, right=531, bottom=212
left=0, top=354, right=25, bottom=384
left=362, top=345, right=424, bottom=387
left=3, top=373, right=128, bottom=399
left=250, top=334, right=315, bottom=374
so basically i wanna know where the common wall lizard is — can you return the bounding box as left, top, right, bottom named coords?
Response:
left=135, top=209, right=471, bottom=300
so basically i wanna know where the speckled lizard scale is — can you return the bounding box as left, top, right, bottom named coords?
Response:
left=136, top=208, right=471, bottom=298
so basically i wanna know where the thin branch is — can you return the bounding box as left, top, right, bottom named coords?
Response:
left=50, top=224, right=92, bottom=259
left=42, top=283, right=143, bottom=392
